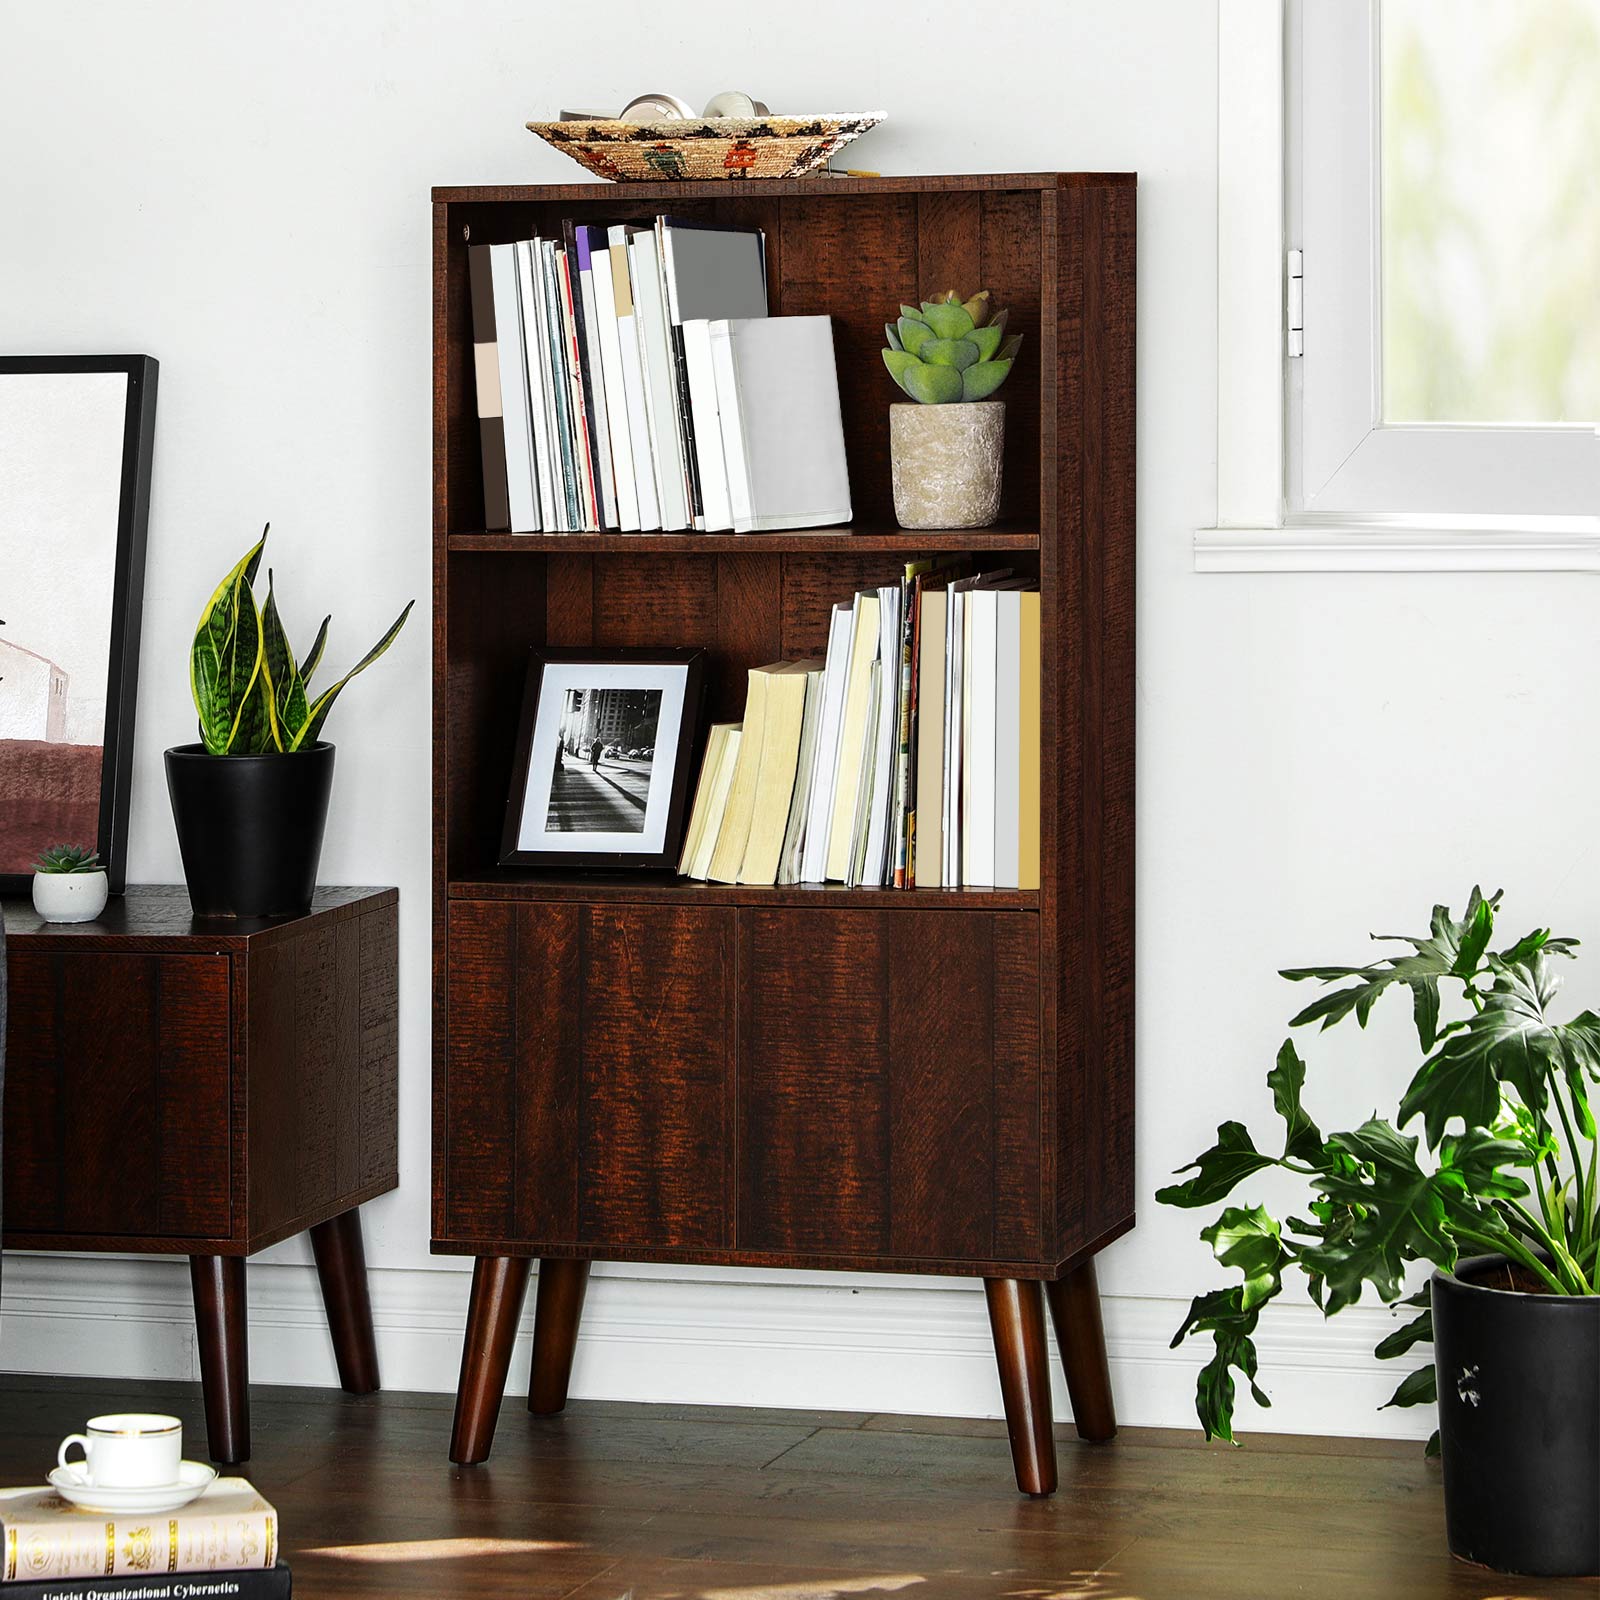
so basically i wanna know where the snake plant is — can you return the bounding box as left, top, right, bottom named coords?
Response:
left=190, top=526, right=413, bottom=755
left=882, top=289, right=1021, bottom=404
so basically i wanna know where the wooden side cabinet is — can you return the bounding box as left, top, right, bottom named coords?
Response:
left=432, top=172, right=1135, bottom=1496
left=2, top=886, right=399, bottom=1463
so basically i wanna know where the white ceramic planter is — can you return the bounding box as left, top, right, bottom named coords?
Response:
left=32, top=870, right=109, bottom=923
left=890, top=400, right=1006, bottom=530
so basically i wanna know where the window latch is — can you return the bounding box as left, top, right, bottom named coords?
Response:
left=1287, top=248, right=1304, bottom=358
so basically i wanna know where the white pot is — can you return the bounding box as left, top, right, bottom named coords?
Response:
left=889, top=401, right=1006, bottom=530
left=32, top=870, right=109, bottom=923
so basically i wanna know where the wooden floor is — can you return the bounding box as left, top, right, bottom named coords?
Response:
left=0, top=1374, right=1585, bottom=1599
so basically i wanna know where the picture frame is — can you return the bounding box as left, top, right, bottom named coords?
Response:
left=0, top=354, right=157, bottom=894
left=499, top=646, right=705, bottom=871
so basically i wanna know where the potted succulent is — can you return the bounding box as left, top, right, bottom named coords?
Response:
left=166, top=527, right=412, bottom=919
left=1161, top=889, right=1598, bottom=1577
left=30, top=844, right=108, bottom=923
left=881, top=289, right=1021, bottom=530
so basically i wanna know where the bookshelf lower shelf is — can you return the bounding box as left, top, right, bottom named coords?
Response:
left=446, top=527, right=1042, bottom=555
left=446, top=875, right=1038, bottom=909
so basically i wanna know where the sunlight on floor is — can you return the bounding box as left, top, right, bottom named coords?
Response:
left=304, top=1537, right=577, bottom=1562
left=694, top=1578, right=926, bottom=1598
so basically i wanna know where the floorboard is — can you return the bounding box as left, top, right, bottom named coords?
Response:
left=0, top=1373, right=1584, bottom=1599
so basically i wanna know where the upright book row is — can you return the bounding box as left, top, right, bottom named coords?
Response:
left=469, top=217, right=851, bottom=535
left=680, top=564, right=1041, bottom=891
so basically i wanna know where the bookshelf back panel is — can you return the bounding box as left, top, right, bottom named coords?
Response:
left=436, top=188, right=1044, bottom=536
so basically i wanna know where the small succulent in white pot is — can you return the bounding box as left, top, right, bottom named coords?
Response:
left=32, top=843, right=109, bottom=923
left=882, top=290, right=1023, bottom=530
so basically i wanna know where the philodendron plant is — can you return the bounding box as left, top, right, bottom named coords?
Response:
left=191, top=526, right=413, bottom=755
left=882, top=289, right=1021, bottom=404
left=1161, top=889, right=1598, bottom=1452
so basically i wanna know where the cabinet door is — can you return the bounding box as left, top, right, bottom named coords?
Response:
left=444, top=900, right=735, bottom=1250
left=738, top=908, right=1041, bottom=1265
left=3, top=951, right=232, bottom=1240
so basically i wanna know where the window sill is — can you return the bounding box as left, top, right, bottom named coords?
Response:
left=1194, top=522, right=1600, bottom=574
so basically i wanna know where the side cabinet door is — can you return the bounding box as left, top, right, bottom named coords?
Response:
left=444, top=900, right=735, bottom=1250
left=738, top=908, right=1041, bottom=1266
left=3, top=951, right=231, bottom=1240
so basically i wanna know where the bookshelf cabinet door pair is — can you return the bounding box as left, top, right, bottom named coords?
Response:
left=432, top=173, right=1135, bottom=1496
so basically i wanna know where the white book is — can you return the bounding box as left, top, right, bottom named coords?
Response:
left=775, top=665, right=826, bottom=885
left=800, top=602, right=855, bottom=884
left=860, top=584, right=901, bottom=887
left=519, top=238, right=562, bottom=531
left=491, top=243, right=539, bottom=533
left=609, top=227, right=660, bottom=531
left=540, top=241, right=581, bottom=531
left=993, top=589, right=1023, bottom=888
left=846, top=661, right=882, bottom=889
left=963, top=589, right=1000, bottom=887
left=574, top=227, right=618, bottom=529
left=913, top=587, right=948, bottom=888
left=588, top=242, right=640, bottom=531
left=706, top=316, right=851, bottom=533
left=943, top=588, right=964, bottom=885
left=680, top=319, right=732, bottom=532
left=824, top=591, right=881, bottom=881
left=628, top=229, right=690, bottom=530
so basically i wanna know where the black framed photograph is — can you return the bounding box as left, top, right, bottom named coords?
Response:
left=500, top=647, right=704, bottom=870
left=0, top=354, right=157, bottom=893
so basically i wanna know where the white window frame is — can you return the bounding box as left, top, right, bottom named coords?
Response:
left=1198, top=0, right=1600, bottom=573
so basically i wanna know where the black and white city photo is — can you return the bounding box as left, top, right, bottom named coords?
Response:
left=544, top=687, right=662, bottom=834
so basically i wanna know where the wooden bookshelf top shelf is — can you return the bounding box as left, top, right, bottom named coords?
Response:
left=448, top=876, right=1039, bottom=911
left=447, top=527, right=1041, bottom=555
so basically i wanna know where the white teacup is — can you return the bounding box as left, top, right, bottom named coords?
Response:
left=57, top=1414, right=183, bottom=1489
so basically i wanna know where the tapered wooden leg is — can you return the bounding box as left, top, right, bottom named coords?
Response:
left=450, top=1256, right=531, bottom=1464
left=984, top=1277, right=1058, bottom=1497
left=1045, top=1257, right=1117, bottom=1442
left=528, top=1259, right=591, bottom=1415
left=309, top=1207, right=380, bottom=1395
left=190, top=1255, right=250, bottom=1464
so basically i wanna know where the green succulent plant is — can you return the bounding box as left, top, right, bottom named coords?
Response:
left=191, top=525, right=414, bottom=755
left=882, top=288, right=1022, bottom=404
left=34, top=843, right=102, bottom=874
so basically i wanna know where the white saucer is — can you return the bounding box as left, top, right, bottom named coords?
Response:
left=48, top=1460, right=216, bottom=1514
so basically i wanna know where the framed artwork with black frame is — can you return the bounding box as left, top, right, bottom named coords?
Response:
left=0, top=354, right=157, bottom=894
left=499, top=646, right=705, bottom=871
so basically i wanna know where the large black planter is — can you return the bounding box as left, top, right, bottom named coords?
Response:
left=1432, top=1256, right=1599, bottom=1577
left=165, top=742, right=335, bottom=918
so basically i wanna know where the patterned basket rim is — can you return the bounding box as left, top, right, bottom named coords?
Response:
left=527, top=112, right=885, bottom=137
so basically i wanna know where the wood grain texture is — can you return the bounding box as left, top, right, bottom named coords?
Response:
left=513, top=902, right=581, bottom=1242
left=190, top=1254, right=250, bottom=1463
left=450, top=1255, right=531, bottom=1465
left=309, top=1207, right=381, bottom=1396
left=527, top=1258, right=591, bottom=1415
left=985, top=1277, right=1058, bottom=1496
left=1046, top=1256, right=1117, bottom=1442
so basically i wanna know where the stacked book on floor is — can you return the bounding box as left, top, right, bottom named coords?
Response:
left=0, top=1480, right=289, bottom=1597
left=471, top=216, right=851, bottom=534
left=681, top=564, right=1040, bottom=890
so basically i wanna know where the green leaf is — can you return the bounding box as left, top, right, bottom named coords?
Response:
left=898, top=316, right=936, bottom=355
left=289, top=600, right=415, bottom=750
left=899, top=304, right=927, bottom=325
left=968, top=323, right=1004, bottom=361
left=261, top=569, right=309, bottom=751
left=299, top=615, right=331, bottom=687
left=1157, top=1121, right=1275, bottom=1209
left=1267, top=1039, right=1323, bottom=1163
left=920, top=300, right=976, bottom=340
left=1412, top=978, right=1440, bottom=1052
left=901, top=361, right=964, bottom=404
left=919, top=337, right=981, bottom=370
left=1398, top=1033, right=1502, bottom=1153
left=1381, top=1363, right=1437, bottom=1410
left=884, top=322, right=903, bottom=352
left=961, top=358, right=1012, bottom=401
left=1202, top=1204, right=1286, bottom=1311
left=1171, top=1287, right=1272, bottom=1443
left=1374, top=1305, right=1433, bottom=1360
left=996, top=332, right=1022, bottom=363
left=1425, top=1430, right=1441, bottom=1458
left=883, top=348, right=923, bottom=395
left=190, top=529, right=268, bottom=755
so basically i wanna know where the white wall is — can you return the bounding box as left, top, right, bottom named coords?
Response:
left=8, top=0, right=1586, bottom=1445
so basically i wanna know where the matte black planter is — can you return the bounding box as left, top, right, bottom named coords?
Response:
left=165, top=742, right=335, bottom=919
left=1432, top=1256, right=1599, bottom=1577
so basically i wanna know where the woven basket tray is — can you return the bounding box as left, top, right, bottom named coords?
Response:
left=526, top=113, right=884, bottom=182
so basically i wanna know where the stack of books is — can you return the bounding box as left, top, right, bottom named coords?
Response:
left=0, top=1480, right=289, bottom=1597
left=681, top=564, right=1040, bottom=890
left=471, top=216, right=851, bottom=534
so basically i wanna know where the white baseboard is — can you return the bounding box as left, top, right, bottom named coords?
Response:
left=0, top=1255, right=1434, bottom=1442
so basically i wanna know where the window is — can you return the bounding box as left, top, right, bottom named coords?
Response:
left=1288, top=0, right=1599, bottom=518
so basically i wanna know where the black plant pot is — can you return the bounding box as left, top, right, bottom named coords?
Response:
left=1432, top=1256, right=1599, bottom=1577
left=165, top=742, right=335, bottom=919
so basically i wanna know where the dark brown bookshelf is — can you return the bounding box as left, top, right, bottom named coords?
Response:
left=432, top=172, right=1136, bottom=1497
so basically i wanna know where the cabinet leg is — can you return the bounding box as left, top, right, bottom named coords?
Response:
left=190, top=1256, right=250, bottom=1465
left=984, top=1277, right=1058, bottom=1497
left=449, top=1256, right=531, bottom=1465
left=528, top=1259, right=591, bottom=1415
left=309, top=1207, right=380, bottom=1395
left=1045, top=1257, right=1117, bottom=1442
